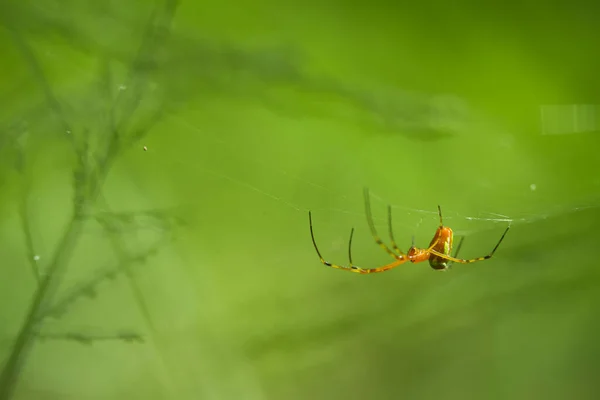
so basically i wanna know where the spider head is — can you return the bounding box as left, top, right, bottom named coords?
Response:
left=407, top=246, right=429, bottom=263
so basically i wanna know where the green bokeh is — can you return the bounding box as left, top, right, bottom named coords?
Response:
left=1, top=1, right=600, bottom=399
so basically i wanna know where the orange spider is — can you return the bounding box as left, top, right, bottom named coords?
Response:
left=309, top=189, right=510, bottom=273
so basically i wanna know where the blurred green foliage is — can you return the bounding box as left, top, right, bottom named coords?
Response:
left=1, top=0, right=600, bottom=399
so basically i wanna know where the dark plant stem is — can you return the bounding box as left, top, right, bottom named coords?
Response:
left=0, top=217, right=82, bottom=399
left=0, top=138, right=121, bottom=399
left=0, top=2, right=178, bottom=397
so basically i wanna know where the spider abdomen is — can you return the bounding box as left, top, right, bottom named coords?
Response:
left=428, top=226, right=453, bottom=270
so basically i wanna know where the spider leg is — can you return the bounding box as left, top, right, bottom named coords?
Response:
left=387, top=205, right=404, bottom=255
left=309, top=211, right=408, bottom=274
left=364, top=188, right=406, bottom=260
left=446, top=236, right=465, bottom=268
left=429, top=225, right=510, bottom=264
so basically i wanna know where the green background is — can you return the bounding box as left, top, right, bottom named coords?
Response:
left=1, top=0, right=600, bottom=399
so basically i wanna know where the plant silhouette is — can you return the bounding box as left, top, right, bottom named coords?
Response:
left=0, top=1, right=181, bottom=398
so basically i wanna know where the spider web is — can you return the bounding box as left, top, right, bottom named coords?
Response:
left=3, top=31, right=599, bottom=275
left=4, top=3, right=600, bottom=400
left=138, top=109, right=598, bottom=249
left=7, top=22, right=596, bottom=256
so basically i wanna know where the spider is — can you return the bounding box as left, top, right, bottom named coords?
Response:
left=308, top=188, right=510, bottom=273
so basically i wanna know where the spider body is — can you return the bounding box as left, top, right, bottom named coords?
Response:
left=309, top=189, right=510, bottom=274
left=406, top=246, right=430, bottom=264
left=425, top=225, right=454, bottom=270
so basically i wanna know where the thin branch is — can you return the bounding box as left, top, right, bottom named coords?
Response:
left=112, top=0, right=179, bottom=138
left=4, top=25, right=79, bottom=155
left=90, top=207, right=185, bottom=233
left=37, top=331, right=144, bottom=345
left=10, top=127, right=41, bottom=285
left=18, top=190, right=41, bottom=285
left=38, top=242, right=165, bottom=322
left=97, top=213, right=160, bottom=334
